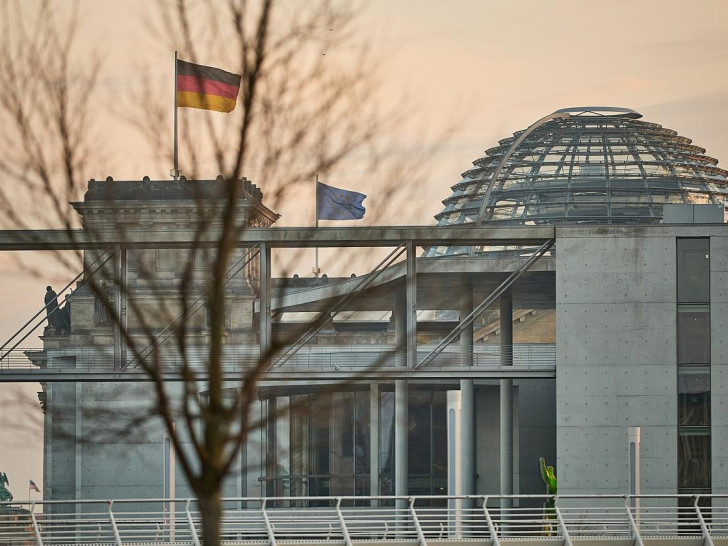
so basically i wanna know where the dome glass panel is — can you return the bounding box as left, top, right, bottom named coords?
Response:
left=429, top=107, right=728, bottom=239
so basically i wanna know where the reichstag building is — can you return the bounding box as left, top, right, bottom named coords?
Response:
left=30, top=107, right=727, bottom=508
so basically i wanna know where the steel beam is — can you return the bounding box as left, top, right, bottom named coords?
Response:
left=406, top=240, right=417, bottom=368
left=0, top=225, right=555, bottom=250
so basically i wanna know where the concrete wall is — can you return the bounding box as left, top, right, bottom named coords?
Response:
left=556, top=225, right=728, bottom=496
left=556, top=227, right=677, bottom=494
left=46, top=380, right=252, bottom=503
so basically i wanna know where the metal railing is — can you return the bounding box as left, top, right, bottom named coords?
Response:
left=0, top=344, right=556, bottom=372
left=1, top=494, right=727, bottom=546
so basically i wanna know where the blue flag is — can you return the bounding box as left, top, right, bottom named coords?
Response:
left=316, top=181, right=366, bottom=220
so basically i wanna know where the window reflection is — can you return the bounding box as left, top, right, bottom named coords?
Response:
left=677, top=306, right=710, bottom=364
left=678, top=429, right=711, bottom=490
left=262, top=390, right=371, bottom=500
left=678, top=368, right=710, bottom=426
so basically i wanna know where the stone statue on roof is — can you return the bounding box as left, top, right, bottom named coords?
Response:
left=0, top=472, right=13, bottom=502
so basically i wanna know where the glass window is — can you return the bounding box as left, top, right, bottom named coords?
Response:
left=354, top=392, right=370, bottom=496
left=432, top=391, right=447, bottom=480
left=678, top=428, right=711, bottom=490
left=678, top=367, right=710, bottom=426
left=578, top=164, right=605, bottom=176
left=290, top=395, right=309, bottom=497
left=677, top=239, right=710, bottom=303
left=310, top=394, right=331, bottom=497
left=409, top=392, right=432, bottom=476
left=678, top=305, right=710, bottom=364
left=379, top=392, right=394, bottom=495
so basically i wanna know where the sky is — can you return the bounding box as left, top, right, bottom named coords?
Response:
left=1, top=0, right=727, bottom=502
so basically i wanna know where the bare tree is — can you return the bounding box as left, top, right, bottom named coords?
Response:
left=0, top=1, right=446, bottom=545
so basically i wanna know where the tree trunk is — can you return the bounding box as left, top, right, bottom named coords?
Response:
left=198, top=490, right=222, bottom=546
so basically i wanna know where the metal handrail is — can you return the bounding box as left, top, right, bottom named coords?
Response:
left=0, top=249, right=114, bottom=360
left=0, top=343, right=557, bottom=372
left=2, top=494, right=728, bottom=546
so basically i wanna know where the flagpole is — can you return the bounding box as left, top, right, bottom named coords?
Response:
left=173, top=50, right=179, bottom=180
left=314, top=174, right=320, bottom=277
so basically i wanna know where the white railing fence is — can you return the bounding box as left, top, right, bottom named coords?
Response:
left=0, top=344, right=556, bottom=372
left=1, top=494, right=727, bottom=546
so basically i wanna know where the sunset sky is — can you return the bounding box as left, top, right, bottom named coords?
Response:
left=1, top=0, right=727, bottom=500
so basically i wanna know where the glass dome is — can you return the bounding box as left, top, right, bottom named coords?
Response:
left=431, top=107, right=728, bottom=235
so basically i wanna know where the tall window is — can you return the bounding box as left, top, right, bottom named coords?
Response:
left=676, top=238, right=710, bottom=498
left=263, top=390, right=370, bottom=501
left=379, top=389, right=447, bottom=497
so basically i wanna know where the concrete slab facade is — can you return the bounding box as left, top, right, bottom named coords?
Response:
left=556, top=225, right=728, bottom=496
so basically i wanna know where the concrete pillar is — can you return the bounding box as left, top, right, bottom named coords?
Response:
left=265, top=397, right=276, bottom=498
left=499, top=291, right=513, bottom=511
left=164, top=423, right=176, bottom=541
left=75, top=383, right=82, bottom=500
left=395, top=241, right=416, bottom=509
left=113, top=246, right=122, bottom=371
left=120, top=249, right=127, bottom=366
left=43, top=385, right=51, bottom=502
left=405, top=241, right=417, bottom=368
left=259, top=243, right=272, bottom=367
left=395, top=380, right=408, bottom=497
left=447, top=390, right=462, bottom=538
left=460, top=282, right=475, bottom=512
left=394, top=296, right=407, bottom=498
left=629, top=427, right=641, bottom=519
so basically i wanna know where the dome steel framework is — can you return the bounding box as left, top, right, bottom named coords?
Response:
left=430, top=107, right=727, bottom=251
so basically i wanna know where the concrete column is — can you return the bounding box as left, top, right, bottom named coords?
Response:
left=460, top=380, right=474, bottom=497
left=43, top=385, right=51, bottom=501
left=394, top=379, right=408, bottom=530
left=370, top=382, right=380, bottom=504
left=447, top=390, right=462, bottom=538
left=393, top=295, right=407, bottom=496
left=405, top=241, right=417, bottom=367
left=394, top=241, right=417, bottom=496
left=394, top=378, right=408, bottom=498
left=265, top=397, right=276, bottom=498
left=499, top=291, right=513, bottom=511
left=629, top=427, right=641, bottom=519
left=113, top=246, right=122, bottom=371
left=259, top=243, right=272, bottom=367
left=120, top=248, right=127, bottom=367
left=164, top=423, right=176, bottom=541
left=75, top=383, right=82, bottom=500
left=460, top=282, right=475, bottom=512
left=395, top=241, right=416, bottom=507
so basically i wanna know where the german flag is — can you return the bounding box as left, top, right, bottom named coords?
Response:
left=176, top=59, right=241, bottom=113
